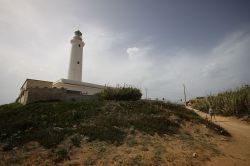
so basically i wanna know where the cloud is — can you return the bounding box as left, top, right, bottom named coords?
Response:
left=87, top=29, right=250, bottom=100
left=126, top=46, right=153, bottom=60
left=126, top=47, right=140, bottom=60
left=143, top=30, right=250, bottom=100
left=201, top=63, right=227, bottom=78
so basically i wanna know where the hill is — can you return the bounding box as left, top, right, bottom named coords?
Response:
left=0, top=100, right=230, bottom=165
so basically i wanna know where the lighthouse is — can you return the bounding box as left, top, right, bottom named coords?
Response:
left=68, top=30, right=85, bottom=82
left=18, top=30, right=106, bottom=104
left=53, top=30, right=104, bottom=95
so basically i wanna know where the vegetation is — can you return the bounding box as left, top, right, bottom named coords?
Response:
left=0, top=100, right=230, bottom=151
left=70, top=135, right=81, bottom=147
left=98, top=86, right=142, bottom=101
left=55, top=149, right=70, bottom=162
left=192, top=85, right=250, bottom=116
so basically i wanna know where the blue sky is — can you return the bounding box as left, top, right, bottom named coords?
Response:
left=0, top=0, right=250, bottom=104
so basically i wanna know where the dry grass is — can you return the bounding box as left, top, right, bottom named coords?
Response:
left=193, top=85, right=250, bottom=116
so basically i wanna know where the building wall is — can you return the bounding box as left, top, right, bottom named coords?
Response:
left=24, top=79, right=52, bottom=89
left=25, top=88, right=66, bottom=104
left=18, top=79, right=53, bottom=104
left=19, top=87, right=99, bottom=105
left=20, top=79, right=52, bottom=93
left=64, top=92, right=99, bottom=102
left=19, top=90, right=29, bottom=104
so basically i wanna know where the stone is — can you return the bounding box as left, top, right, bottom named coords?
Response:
left=192, top=152, right=197, bottom=158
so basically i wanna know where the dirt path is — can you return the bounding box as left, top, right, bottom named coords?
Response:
left=187, top=107, right=250, bottom=166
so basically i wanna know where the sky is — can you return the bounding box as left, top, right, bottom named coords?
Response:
left=0, top=0, right=250, bottom=104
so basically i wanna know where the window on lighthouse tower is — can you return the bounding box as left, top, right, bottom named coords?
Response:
left=78, top=44, right=81, bottom=47
left=77, top=61, right=80, bottom=64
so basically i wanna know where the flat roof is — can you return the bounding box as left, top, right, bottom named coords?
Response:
left=53, top=79, right=105, bottom=89
left=20, top=78, right=53, bottom=89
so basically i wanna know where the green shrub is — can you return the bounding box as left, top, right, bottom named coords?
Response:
left=98, top=86, right=142, bottom=101
left=193, top=85, right=250, bottom=116
left=95, top=101, right=179, bottom=135
left=0, top=101, right=103, bottom=150
left=79, top=125, right=125, bottom=144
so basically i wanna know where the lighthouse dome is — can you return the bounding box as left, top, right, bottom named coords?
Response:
left=75, top=30, right=82, bottom=36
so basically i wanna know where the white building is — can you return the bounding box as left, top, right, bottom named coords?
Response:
left=17, top=30, right=105, bottom=104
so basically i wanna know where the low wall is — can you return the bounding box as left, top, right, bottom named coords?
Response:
left=22, top=87, right=99, bottom=104
left=65, top=92, right=99, bottom=102
left=25, top=88, right=66, bottom=104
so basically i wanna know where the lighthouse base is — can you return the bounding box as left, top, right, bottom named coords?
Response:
left=52, top=79, right=105, bottom=95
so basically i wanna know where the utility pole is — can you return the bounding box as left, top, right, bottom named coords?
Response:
left=145, top=88, right=148, bottom=100
left=183, top=84, right=187, bottom=105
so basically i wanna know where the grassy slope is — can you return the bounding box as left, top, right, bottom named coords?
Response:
left=0, top=100, right=230, bottom=151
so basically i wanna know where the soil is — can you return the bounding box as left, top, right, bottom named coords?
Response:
left=188, top=107, right=250, bottom=166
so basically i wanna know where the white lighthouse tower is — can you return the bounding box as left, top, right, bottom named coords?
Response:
left=52, top=30, right=105, bottom=96
left=68, top=30, right=85, bottom=81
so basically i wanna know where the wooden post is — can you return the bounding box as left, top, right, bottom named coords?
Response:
left=183, top=84, right=187, bottom=106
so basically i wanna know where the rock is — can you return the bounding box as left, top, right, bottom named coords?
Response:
left=73, top=125, right=77, bottom=128
left=220, top=137, right=229, bottom=141
left=192, top=153, right=197, bottom=158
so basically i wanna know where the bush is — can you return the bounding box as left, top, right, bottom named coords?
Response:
left=193, top=85, right=250, bottom=116
left=98, top=87, right=142, bottom=101
left=79, top=125, right=125, bottom=144
left=95, top=101, right=180, bottom=135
